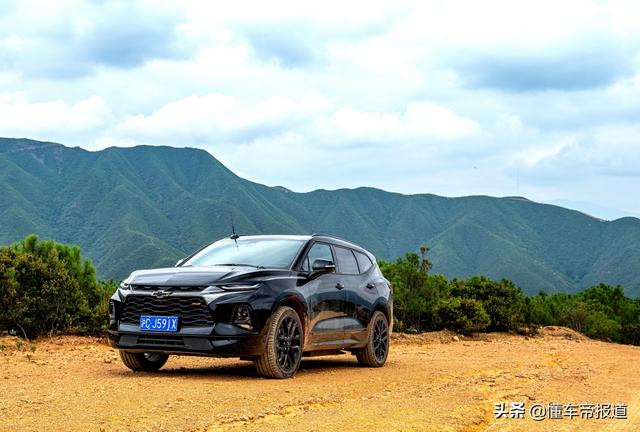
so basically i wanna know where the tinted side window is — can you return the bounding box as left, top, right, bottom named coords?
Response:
left=354, top=251, right=373, bottom=273
left=301, top=243, right=334, bottom=271
left=334, top=246, right=359, bottom=275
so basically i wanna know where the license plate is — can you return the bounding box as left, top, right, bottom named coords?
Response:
left=139, top=315, right=178, bottom=332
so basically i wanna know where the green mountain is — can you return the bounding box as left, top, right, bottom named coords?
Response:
left=2, top=137, right=639, bottom=296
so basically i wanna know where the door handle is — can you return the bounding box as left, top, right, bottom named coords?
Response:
left=335, top=283, right=345, bottom=290
left=366, top=283, right=375, bottom=289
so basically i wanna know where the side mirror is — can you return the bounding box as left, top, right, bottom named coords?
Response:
left=175, top=258, right=186, bottom=267
left=311, top=259, right=336, bottom=273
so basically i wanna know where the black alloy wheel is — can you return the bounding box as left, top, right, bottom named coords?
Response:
left=356, top=311, right=389, bottom=367
left=255, top=306, right=304, bottom=378
left=276, top=315, right=302, bottom=374
left=373, top=316, right=389, bottom=363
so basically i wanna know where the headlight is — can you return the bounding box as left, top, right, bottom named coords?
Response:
left=119, top=281, right=131, bottom=290
left=216, top=284, right=260, bottom=291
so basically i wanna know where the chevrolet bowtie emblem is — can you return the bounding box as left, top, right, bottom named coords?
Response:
left=151, top=290, right=172, bottom=298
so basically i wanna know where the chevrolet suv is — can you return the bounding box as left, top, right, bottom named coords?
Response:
left=108, top=234, right=392, bottom=378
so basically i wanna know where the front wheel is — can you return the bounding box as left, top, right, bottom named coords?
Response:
left=254, top=306, right=303, bottom=379
left=119, top=351, right=169, bottom=372
left=356, top=311, right=389, bottom=367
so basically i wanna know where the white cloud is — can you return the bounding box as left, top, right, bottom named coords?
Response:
left=0, top=93, right=111, bottom=137
left=0, top=0, right=190, bottom=78
left=328, top=102, right=479, bottom=143
left=112, top=93, right=478, bottom=153
left=531, top=124, right=640, bottom=177
left=116, top=92, right=330, bottom=143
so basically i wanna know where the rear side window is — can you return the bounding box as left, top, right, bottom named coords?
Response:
left=301, top=243, right=334, bottom=271
left=334, top=246, right=359, bottom=275
left=354, top=251, right=373, bottom=273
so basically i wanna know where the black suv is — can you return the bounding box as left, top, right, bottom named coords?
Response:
left=108, top=234, right=392, bottom=378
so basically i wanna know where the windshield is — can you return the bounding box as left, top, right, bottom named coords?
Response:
left=183, top=238, right=305, bottom=269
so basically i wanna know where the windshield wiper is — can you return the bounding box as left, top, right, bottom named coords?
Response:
left=216, top=263, right=266, bottom=269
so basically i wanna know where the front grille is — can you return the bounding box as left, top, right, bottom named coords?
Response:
left=121, top=295, right=214, bottom=327
left=131, top=285, right=206, bottom=292
left=137, top=335, right=185, bottom=347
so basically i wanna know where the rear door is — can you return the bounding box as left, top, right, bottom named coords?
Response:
left=346, top=249, right=379, bottom=344
left=332, top=246, right=367, bottom=344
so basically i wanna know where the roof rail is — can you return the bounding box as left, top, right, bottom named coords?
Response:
left=311, top=233, right=353, bottom=243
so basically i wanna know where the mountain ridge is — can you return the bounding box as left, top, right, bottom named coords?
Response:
left=1, top=137, right=639, bottom=296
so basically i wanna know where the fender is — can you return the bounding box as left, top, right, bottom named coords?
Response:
left=271, top=290, right=311, bottom=343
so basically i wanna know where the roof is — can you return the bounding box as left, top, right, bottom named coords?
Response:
left=228, top=234, right=312, bottom=241
left=223, top=233, right=373, bottom=256
left=309, top=233, right=373, bottom=256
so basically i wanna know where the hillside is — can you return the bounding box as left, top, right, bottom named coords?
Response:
left=1, top=137, right=640, bottom=295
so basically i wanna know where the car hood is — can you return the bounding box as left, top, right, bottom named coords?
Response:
left=126, top=266, right=293, bottom=286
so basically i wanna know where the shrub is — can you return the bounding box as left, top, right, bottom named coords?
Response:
left=620, top=321, right=640, bottom=345
left=434, top=297, right=490, bottom=335
left=525, top=292, right=554, bottom=325
left=0, top=235, right=116, bottom=338
left=449, top=276, right=527, bottom=332
left=379, top=250, right=447, bottom=331
left=584, top=310, right=621, bottom=340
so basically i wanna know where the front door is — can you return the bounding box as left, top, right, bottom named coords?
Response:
left=298, top=242, right=347, bottom=345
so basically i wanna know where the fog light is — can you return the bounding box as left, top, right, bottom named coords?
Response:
left=108, top=300, right=116, bottom=318
left=233, top=305, right=253, bottom=330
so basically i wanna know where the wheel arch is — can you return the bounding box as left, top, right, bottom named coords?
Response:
left=372, top=298, right=393, bottom=333
left=272, top=293, right=309, bottom=338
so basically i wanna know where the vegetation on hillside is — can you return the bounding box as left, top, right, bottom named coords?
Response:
left=525, top=285, right=640, bottom=345
left=0, top=235, right=116, bottom=338
left=381, top=249, right=640, bottom=345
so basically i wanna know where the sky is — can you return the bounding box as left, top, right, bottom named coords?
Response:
left=1, top=0, right=639, bottom=219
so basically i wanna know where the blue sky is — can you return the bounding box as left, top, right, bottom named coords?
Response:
left=1, top=0, right=639, bottom=219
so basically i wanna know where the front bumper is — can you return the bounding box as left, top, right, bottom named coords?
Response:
left=108, top=288, right=267, bottom=358
left=107, top=326, right=264, bottom=357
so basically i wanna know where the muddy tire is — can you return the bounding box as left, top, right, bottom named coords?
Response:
left=356, top=311, right=389, bottom=367
left=255, top=306, right=303, bottom=379
left=119, top=351, right=169, bottom=372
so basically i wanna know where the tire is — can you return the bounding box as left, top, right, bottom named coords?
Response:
left=119, top=351, right=169, bottom=372
left=356, top=311, right=389, bottom=367
left=255, top=306, right=304, bottom=379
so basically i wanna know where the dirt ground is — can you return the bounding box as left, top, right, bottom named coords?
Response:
left=1, top=328, right=639, bottom=432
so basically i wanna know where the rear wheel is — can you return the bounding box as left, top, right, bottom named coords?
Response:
left=255, top=306, right=303, bottom=379
left=119, top=351, right=169, bottom=372
left=356, top=311, right=389, bottom=367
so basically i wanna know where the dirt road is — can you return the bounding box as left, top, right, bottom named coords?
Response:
left=1, top=328, right=639, bottom=431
